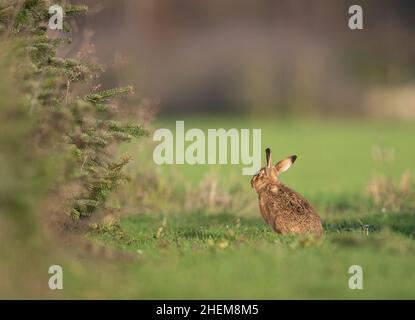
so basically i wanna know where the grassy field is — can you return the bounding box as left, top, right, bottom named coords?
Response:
left=125, top=116, right=415, bottom=193
left=51, top=117, right=415, bottom=299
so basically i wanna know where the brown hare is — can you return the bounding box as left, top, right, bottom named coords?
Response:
left=251, top=148, right=323, bottom=237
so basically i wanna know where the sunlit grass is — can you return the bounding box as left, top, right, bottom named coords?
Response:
left=62, top=116, right=415, bottom=299
left=5, top=117, right=414, bottom=299
left=81, top=211, right=415, bottom=299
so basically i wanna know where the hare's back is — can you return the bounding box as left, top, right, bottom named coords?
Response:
left=267, top=184, right=323, bottom=234
left=269, top=184, right=316, bottom=216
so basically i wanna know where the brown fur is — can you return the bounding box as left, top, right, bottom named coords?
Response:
left=251, top=149, right=323, bottom=237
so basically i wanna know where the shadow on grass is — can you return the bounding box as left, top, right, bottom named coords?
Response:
left=172, top=213, right=268, bottom=240
left=122, top=212, right=267, bottom=240
left=178, top=212, right=265, bottom=227
left=180, top=211, right=415, bottom=239
left=123, top=210, right=415, bottom=243
left=324, top=212, right=415, bottom=238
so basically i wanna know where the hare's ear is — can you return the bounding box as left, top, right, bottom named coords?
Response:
left=265, top=148, right=272, bottom=175
left=275, top=155, right=297, bottom=175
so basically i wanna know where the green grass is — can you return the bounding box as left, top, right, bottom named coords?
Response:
left=77, top=211, right=415, bottom=299
left=54, top=117, right=415, bottom=299
left=122, top=116, right=415, bottom=194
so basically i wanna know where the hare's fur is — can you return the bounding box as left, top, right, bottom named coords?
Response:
left=251, top=149, right=323, bottom=237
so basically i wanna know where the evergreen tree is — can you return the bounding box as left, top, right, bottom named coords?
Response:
left=0, top=0, right=148, bottom=222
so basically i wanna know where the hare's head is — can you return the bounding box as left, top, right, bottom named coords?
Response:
left=251, top=148, right=297, bottom=191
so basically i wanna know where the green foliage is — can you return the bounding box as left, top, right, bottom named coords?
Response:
left=0, top=0, right=148, bottom=220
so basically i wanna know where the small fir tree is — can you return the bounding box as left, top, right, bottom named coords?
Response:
left=0, top=0, right=148, bottom=220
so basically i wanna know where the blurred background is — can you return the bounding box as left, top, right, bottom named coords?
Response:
left=71, top=0, right=415, bottom=118
left=1, top=0, right=415, bottom=299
